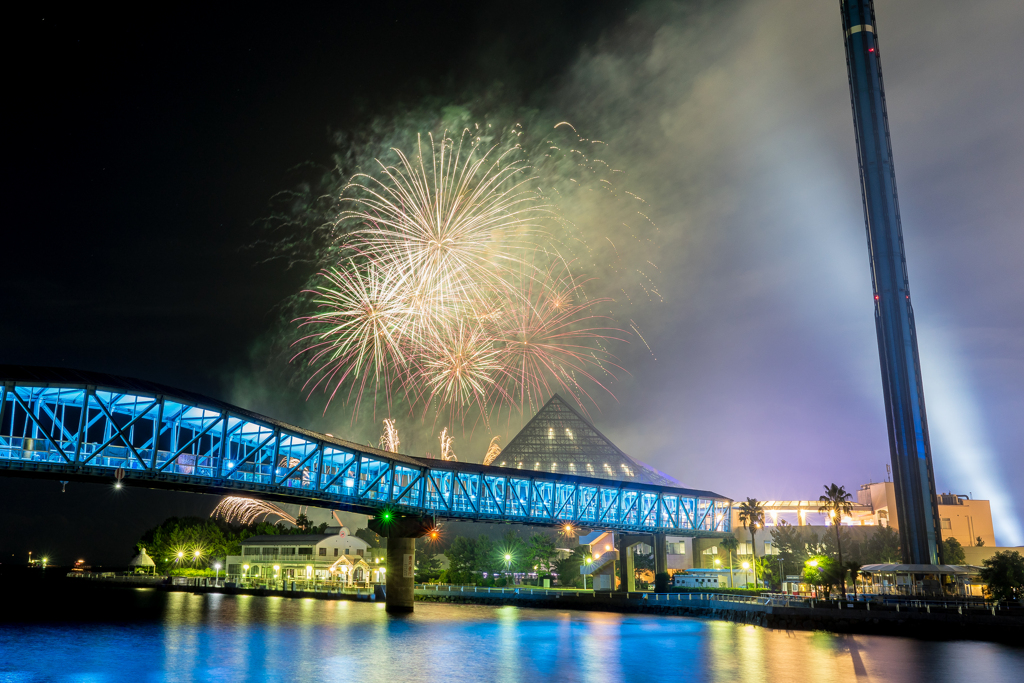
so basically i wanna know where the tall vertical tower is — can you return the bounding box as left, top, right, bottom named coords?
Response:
left=840, top=0, right=942, bottom=564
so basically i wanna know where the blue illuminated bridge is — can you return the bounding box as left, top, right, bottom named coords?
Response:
left=0, top=366, right=731, bottom=536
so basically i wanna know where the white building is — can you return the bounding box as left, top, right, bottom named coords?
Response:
left=225, top=527, right=381, bottom=585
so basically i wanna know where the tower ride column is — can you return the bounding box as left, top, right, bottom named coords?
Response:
left=839, top=0, right=942, bottom=564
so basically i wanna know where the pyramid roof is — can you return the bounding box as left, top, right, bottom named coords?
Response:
left=498, top=394, right=679, bottom=486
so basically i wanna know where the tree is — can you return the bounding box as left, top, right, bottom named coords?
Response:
left=818, top=484, right=854, bottom=597
left=864, top=524, right=900, bottom=563
left=475, top=535, right=500, bottom=574
left=554, top=546, right=589, bottom=588
left=497, top=529, right=530, bottom=573
left=803, top=555, right=841, bottom=600
left=719, top=537, right=739, bottom=588
left=354, top=527, right=383, bottom=549
left=138, top=517, right=234, bottom=573
left=941, top=537, right=966, bottom=565
left=528, top=533, right=559, bottom=573
left=844, top=561, right=863, bottom=601
left=771, top=520, right=813, bottom=579
left=737, top=498, right=765, bottom=589
left=633, top=548, right=655, bottom=587
left=976, top=536, right=986, bottom=547
left=445, top=536, right=477, bottom=577
left=979, top=550, right=1024, bottom=604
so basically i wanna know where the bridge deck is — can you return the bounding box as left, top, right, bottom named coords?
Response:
left=0, top=366, right=732, bottom=535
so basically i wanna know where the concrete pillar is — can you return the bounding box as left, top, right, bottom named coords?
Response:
left=368, top=512, right=432, bottom=614
left=621, top=544, right=635, bottom=592
left=653, top=534, right=668, bottom=576
left=385, top=536, right=415, bottom=613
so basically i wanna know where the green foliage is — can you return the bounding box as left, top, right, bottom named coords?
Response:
left=445, top=536, right=478, bottom=574
left=554, top=546, right=589, bottom=588
left=941, top=537, right=967, bottom=565
left=802, top=555, right=843, bottom=599
left=819, top=483, right=855, bottom=595
left=528, top=533, right=559, bottom=573
left=415, top=536, right=443, bottom=580
left=497, top=529, right=530, bottom=573
left=771, top=521, right=812, bottom=576
left=864, top=525, right=900, bottom=564
left=979, top=550, right=1024, bottom=603
left=169, top=567, right=218, bottom=577
left=633, top=549, right=655, bottom=584
left=138, top=517, right=235, bottom=573
left=354, top=527, right=383, bottom=549
left=737, top=498, right=765, bottom=588
left=654, top=572, right=670, bottom=593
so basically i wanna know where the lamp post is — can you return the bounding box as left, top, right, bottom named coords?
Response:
left=583, top=556, right=591, bottom=591
left=243, top=564, right=249, bottom=586
left=213, top=563, right=221, bottom=586
left=741, top=561, right=750, bottom=588
left=274, top=564, right=281, bottom=589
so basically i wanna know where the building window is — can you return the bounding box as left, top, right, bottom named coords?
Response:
left=333, top=548, right=338, bottom=557
left=941, top=518, right=952, bottom=530
left=298, top=547, right=313, bottom=556
left=319, top=547, right=327, bottom=556
left=764, top=541, right=778, bottom=556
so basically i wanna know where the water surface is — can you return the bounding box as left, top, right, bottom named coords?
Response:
left=1, top=587, right=1021, bottom=682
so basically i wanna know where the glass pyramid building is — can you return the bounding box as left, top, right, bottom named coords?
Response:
left=496, top=394, right=679, bottom=486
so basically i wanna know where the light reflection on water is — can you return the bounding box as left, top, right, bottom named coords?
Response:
left=0, top=591, right=1021, bottom=682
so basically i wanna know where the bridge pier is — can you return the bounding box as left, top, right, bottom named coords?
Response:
left=368, top=513, right=432, bottom=613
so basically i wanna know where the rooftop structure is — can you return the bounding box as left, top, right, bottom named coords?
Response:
left=498, top=394, right=679, bottom=486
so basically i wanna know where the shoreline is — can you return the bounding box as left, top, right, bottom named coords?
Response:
left=69, top=577, right=1024, bottom=645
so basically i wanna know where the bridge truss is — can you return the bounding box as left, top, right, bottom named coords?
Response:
left=0, top=368, right=731, bottom=536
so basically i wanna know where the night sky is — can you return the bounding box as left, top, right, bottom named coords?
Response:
left=3, top=0, right=1022, bottom=565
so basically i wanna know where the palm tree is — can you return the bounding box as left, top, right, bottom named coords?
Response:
left=843, top=560, right=863, bottom=601
left=719, top=537, right=739, bottom=588
left=819, top=484, right=854, bottom=597
left=737, top=498, right=765, bottom=589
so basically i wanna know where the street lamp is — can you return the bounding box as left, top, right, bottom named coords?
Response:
left=274, top=565, right=281, bottom=587
left=741, top=561, right=750, bottom=588
left=214, top=563, right=221, bottom=586
left=583, top=557, right=592, bottom=591
left=243, top=564, right=249, bottom=584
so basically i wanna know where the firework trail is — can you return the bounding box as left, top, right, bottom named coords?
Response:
left=482, top=436, right=502, bottom=466
left=379, top=418, right=400, bottom=452
left=212, top=497, right=296, bottom=525
left=438, top=427, right=457, bottom=461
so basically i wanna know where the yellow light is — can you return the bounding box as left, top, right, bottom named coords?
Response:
left=177, top=552, right=184, bottom=558
left=274, top=565, right=280, bottom=573
left=741, top=561, right=750, bottom=570
left=808, top=559, right=818, bottom=568
left=714, top=559, right=721, bottom=565
left=605, top=544, right=611, bottom=551
left=194, top=550, right=201, bottom=558
left=585, top=557, right=592, bottom=564
left=243, top=565, right=249, bottom=570
left=504, top=554, right=512, bottom=561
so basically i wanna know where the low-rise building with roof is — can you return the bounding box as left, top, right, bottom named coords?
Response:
left=225, top=527, right=382, bottom=585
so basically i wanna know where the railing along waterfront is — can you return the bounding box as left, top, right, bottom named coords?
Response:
left=0, top=368, right=732, bottom=534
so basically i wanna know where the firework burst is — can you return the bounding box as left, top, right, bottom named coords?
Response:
left=292, top=125, right=644, bottom=426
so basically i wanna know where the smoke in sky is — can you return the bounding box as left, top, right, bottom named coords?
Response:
left=238, top=0, right=1024, bottom=543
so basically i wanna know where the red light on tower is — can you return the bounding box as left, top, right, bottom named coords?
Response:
left=868, top=47, right=875, bottom=52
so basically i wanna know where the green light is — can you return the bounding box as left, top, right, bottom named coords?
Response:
left=382, top=511, right=392, bottom=521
